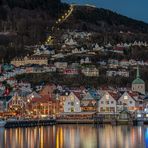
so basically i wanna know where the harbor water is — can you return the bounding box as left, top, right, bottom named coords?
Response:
left=0, top=124, right=148, bottom=148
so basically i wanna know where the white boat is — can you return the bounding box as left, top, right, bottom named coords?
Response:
left=0, top=120, right=6, bottom=127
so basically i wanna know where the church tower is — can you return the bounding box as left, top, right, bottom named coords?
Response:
left=132, top=66, right=145, bottom=94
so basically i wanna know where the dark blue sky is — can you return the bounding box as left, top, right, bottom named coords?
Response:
left=62, top=0, right=148, bottom=23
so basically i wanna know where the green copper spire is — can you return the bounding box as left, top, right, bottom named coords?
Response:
left=136, top=66, right=140, bottom=78
left=132, top=66, right=145, bottom=84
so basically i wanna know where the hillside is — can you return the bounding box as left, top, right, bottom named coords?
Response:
left=0, top=0, right=148, bottom=61
left=61, top=6, right=148, bottom=33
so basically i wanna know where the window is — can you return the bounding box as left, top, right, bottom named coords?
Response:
left=106, top=107, right=109, bottom=112
left=71, top=102, right=74, bottom=106
left=71, top=96, right=74, bottom=101
left=106, top=101, right=109, bottom=105
left=124, top=96, right=128, bottom=100
left=130, top=101, right=133, bottom=104
left=110, top=107, right=115, bottom=112
left=100, top=107, right=104, bottom=112
left=101, top=101, right=104, bottom=104
left=139, top=101, right=143, bottom=104
left=111, top=101, right=114, bottom=104
left=106, top=94, right=109, bottom=100
left=71, top=107, right=74, bottom=112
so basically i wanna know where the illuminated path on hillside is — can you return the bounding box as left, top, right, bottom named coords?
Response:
left=45, top=4, right=74, bottom=45
left=44, top=4, right=96, bottom=45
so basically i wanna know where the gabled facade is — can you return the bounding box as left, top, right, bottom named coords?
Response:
left=63, top=92, right=81, bottom=113
left=8, top=92, right=26, bottom=112
left=39, top=84, right=56, bottom=99
left=81, top=92, right=97, bottom=112
left=98, top=92, right=117, bottom=113
left=117, top=92, right=136, bottom=112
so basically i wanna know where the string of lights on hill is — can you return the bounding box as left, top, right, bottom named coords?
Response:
left=45, top=4, right=74, bottom=45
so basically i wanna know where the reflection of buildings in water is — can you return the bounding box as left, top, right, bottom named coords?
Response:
left=97, top=125, right=143, bottom=148
left=56, top=127, right=64, bottom=148
left=0, top=125, right=146, bottom=148
left=98, top=125, right=117, bottom=148
left=3, top=127, right=56, bottom=148
left=79, top=126, right=97, bottom=148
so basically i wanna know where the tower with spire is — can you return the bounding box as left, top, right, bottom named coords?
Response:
left=132, top=66, right=145, bottom=94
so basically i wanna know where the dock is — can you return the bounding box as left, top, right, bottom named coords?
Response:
left=4, top=119, right=56, bottom=128
left=57, top=119, right=95, bottom=124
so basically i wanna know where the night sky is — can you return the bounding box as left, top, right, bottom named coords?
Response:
left=62, top=0, right=148, bottom=23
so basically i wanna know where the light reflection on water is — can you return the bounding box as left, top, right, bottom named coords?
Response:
left=0, top=125, right=147, bottom=148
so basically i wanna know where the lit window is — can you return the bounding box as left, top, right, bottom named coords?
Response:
left=71, top=95, right=74, bottom=101
left=137, top=114, right=141, bottom=118
left=124, top=96, right=128, bottom=100
left=106, top=94, right=109, bottom=100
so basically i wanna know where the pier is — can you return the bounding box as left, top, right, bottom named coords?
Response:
left=4, top=119, right=56, bottom=128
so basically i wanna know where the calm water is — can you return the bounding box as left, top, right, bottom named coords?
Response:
left=0, top=124, right=148, bottom=148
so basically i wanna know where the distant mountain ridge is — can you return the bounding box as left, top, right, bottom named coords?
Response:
left=60, top=5, right=148, bottom=33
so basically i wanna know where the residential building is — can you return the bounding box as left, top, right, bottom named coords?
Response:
left=98, top=92, right=117, bottom=113
left=117, top=92, right=143, bottom=112
left=11, top=55, right=48, bottom=67
left=54, top=62, right=68, bottom=70
left=29, top=96, right=59, bottom=116
left=81, top=92, right=97, bottom=112
left=39, top=84, right=56, bottom=99
left=62, top=92, right=81, bottom=113
left=81, top=66, right=99, bottom=77
left=106, top=70, right=129, bottom=77
left=119, top=59, right=129, bottom=67
left=63, top=68, right=79, bottom=75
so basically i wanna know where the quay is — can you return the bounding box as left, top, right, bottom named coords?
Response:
left=56, top=119, right=147, bottom=125
left=3, top=118, right=148, bottom=128
left=4, top=119, right=56, bottom=128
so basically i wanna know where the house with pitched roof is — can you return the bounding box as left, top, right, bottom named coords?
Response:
left=98, top=91, right=117, bottom=113
left=117, top=92, right=143, bottom=112
left=61, top=92, right=81, bottom=113
left=117, top=92, right=136, bottom=112
left=81, top=92, right=98, bottom=112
